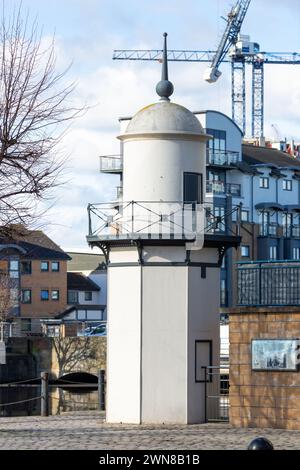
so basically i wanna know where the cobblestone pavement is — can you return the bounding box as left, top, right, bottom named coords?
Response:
left=0, top=411, right=300, bottom=450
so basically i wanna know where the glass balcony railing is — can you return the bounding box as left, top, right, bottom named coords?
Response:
left=206, top=181, right=241, bottom=197
left=206, top=149, right=240, bottom=167
left=259, top=223, right=278, bottom=236
left=292, top=225, right=300, bottom=238
left=99, top=155, right=123, bottom=173
left=116, top=186, right=123, bottom=199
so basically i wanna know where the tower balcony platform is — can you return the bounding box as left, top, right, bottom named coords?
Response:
left=87, top=201, right=241, bottom=255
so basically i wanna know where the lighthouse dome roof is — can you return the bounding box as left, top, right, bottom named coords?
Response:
left=124, top=101, right=204, bottom=136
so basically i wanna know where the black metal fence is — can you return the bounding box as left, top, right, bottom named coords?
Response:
left=237, top=261, right=300, bottom=306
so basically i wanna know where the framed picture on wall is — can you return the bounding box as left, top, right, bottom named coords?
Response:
left=252, top=339, right=300, bottom=371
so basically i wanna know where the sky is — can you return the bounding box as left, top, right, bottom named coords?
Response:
left=4, top=0, right=300, bottom=250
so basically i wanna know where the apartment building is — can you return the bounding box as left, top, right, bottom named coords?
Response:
left=0, top=226, right=70, bottom=335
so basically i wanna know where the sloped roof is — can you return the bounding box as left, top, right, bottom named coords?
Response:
left=67, top=252, right=106, bottom=272
left=0, top=226, right=70, bottom=260
left=67, top=272, right=100, bottom=291
left=242, top=144, right=300, bottom=168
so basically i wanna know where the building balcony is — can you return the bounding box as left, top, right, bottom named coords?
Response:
left=99, top=155, right=123, bottom=174
left=237, top=261, right=300, bottom=306
left=206, top=181, right=241, bottom=197
left=87, top=200, right=241, bottom=246
left=206, top=149, right=240, bottom=168
left=259, top=222, right=279, bottom=237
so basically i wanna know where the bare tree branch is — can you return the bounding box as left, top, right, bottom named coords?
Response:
left=0, top=1, right=85, bottom=228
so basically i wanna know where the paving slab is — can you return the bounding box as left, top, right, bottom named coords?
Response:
left=0, top=412, right=299, bottom=450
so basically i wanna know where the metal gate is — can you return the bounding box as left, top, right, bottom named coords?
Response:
left=203, top=366, right=229, bottom=422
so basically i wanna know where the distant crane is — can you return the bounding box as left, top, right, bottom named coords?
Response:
left=113, top=0, right=300, bottom=138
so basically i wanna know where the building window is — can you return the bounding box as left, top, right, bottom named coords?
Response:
left=21, top=261, right=32, bottom=275
left=183, top=172, right=202, bottom=204
left=84, top=291, right=92, bottom=301
left=41, top=261, right=49, bottom=272
left=68, top=291, right=79, bottom=304
left=21, top=289, right=31, bottom=304
left=241, top=210, right=249, bottom=222
left=293, top=247, right=300, bottom=260
left=21, top=319, right=31, bottom=332
left=45, top=325, right=61, bottom=338
left=259, top=177, right=269, bottom=189
left=282, top=212, right=292, bottom=238
left=9, top=259, right=19, bottom=278
left=51, top=290, right=59, bottom=301
left=207, top=129, right=226, bottom=152
left=40, top=290, right=49, bottom=301
left=51, top=261, right=60, bottom=272
left=283, top=179, right=292, bottom=191
left=241, top=245, right=250, bottom=257
left=258, top=211, right=274, bottom=236
left=270, top=246, right=278, bottom=260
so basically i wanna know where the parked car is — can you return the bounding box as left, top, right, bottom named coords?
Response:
left=78, top=323, right=107, bottom=337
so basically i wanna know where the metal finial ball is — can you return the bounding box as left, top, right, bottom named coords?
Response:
left=156, top=80, right=174, bottom=100
left=163, top=32, right=168, bottom=37
left=247, top=437, right=274, bottom=450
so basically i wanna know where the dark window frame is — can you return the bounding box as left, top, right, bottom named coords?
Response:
left=84, top=291, right=92, bottom=301
left=21, top=289, right=32, bottom=304
left=21, top=260, right=32, bottom=275
left=259, top=176, right=269, bottom=189
left=183, top=172, right=203, bottom=204
left=51, top=261, right=60, bottom=272
left=241, top=245, right=250, bottom=258
left=68, top=290, right=79, bottom=304
left=241, top=210, right=249, bottom=222
left=283, top=179, right=292, bottom=191
left=269, top=245, right=278, bottom=260
left=51, top=289, right=60, bottom=301
left=41, top=261, right=49, bottom=272
left=40, top=289, right=49, bottom=301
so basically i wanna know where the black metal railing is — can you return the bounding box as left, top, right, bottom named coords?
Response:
left=237, top=261, right=300, bottom=306
left=206, top=149, right=240, bottom=167
left=87, top=201, right=241, bottom=242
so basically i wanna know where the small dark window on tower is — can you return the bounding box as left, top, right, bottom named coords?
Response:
left=183, top=172, right=202, bottom=204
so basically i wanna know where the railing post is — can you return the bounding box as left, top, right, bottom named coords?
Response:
left=236, top=202, right=243, bottom=236
left=203, top=366, right=207, bottom=423
left=41, top=371, right=49, bottom=417
left=258, top=262, right=262, bottom=306
left=98, top=369, right=105, bottom=411
left=87, top=204, right=92, bottom=236
left=131, top=201, right=134, bottom=234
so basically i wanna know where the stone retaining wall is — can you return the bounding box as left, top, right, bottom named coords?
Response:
left=229, top=307, right=300, bottom=429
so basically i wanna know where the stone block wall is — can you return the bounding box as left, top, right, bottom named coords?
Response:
left=229, top=307, right=300, bottom=429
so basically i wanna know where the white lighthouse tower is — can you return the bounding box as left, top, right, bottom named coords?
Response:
left=87, top=33, right=240, bottom=424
